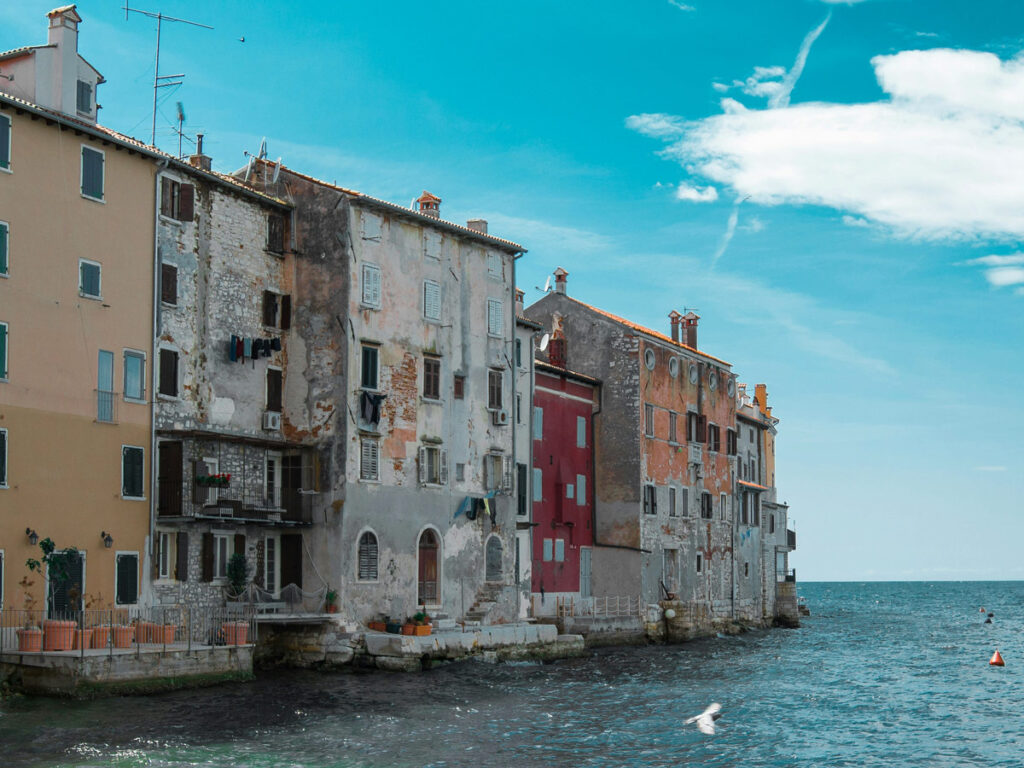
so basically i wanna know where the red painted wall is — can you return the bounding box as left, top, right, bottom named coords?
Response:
left=532, top=368, right=596, bottom=595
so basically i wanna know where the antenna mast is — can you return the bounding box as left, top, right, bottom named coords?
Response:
left=123, top=5, right=212, bottom=147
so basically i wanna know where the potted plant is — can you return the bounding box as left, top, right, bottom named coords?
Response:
left=401, top=617, right=416, bottom=635
left=324, top=589, right=339, bottom=614
left=385, top=616, right=402, bottom=634
left=16, top=576, right=42, bottom=652
left=412, top=611, right=432, bottom=636
left=86, top=593, right=111, bottom=649
left=28, top=538, right=79, bottom=652
left=367, top=618, right=386, bottom=632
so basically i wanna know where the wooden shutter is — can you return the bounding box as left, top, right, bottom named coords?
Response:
left=123, top=447, right=143, bottom=497
left=161, top=263, right=177, bottom=305
left=234, top=533, right=247, bottom=562
left=361, top=439, right=378, bottom=480
left=268, top=214, right=285, bottom=253
left=0, top=221, right=7, bottom=275
left=0, top=323, right=7, bottom=380
left=81, top=146, right=103, bottom=198
left=159, top=349, right=178, bottom=397
left=0, top=115, right=9, bottom=169
left=178, top=184, right=194, bottom=222
left=175, top=531, right=189, bottom=581
left=359, top=532, right=378, bottom=580
left=280, top=295, right=291, bottom=330
left=418, top=446, right=427, bottom=484
left=503, top=456, right=513, bottom=492
left=362, top=264, right=381, bottom=307
left=697, top=415, right=707, bottom=443
left=281, top=534, right=303, bottom=589
left=267, top=368, right=282, bottom=412
left=160, top=177, right=173, bottom=217
left=201, top=532, right=214, bottom=582
left=263, top=290, right=278, bottom=327
left=424, top=280, right=441, bottom=320
left=115, top=553, right=139, bottom=605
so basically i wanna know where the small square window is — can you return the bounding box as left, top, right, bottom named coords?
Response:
left=81, top=145, right=104, bottom=201
left=79, top=259, right=101, bottom=298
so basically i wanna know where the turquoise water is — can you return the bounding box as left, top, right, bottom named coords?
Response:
left=2, top=582, right=1022, bottom=767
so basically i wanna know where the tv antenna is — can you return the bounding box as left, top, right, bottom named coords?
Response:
left=123, top=5, right=213, bottom=147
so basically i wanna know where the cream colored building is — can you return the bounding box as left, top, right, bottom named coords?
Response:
left=0, top=6, right=157, bottom=616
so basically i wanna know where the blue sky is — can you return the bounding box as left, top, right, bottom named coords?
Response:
left=4, top=0, right=1022, bottom=580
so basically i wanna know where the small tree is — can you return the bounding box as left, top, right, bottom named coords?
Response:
left=26, top=537, right=81, bottom=616
left=226, top=552, right=249, bottom=597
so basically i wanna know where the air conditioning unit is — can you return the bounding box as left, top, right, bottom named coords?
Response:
left=263, top=411, right=282, bottom=431
left=492, top=408, right=510, bottom=426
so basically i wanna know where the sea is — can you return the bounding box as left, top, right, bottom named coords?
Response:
left=1, top=581, right=1022, bottom=767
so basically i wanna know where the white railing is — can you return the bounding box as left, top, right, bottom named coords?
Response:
left=554, top=595, right=643, bottom=619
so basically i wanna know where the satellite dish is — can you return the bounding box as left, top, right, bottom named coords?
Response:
left=538, top=333, right=550, bottom=352
left=257, top=137, right=267, bottom=160
left=271, top=157, right=281, bottom=183
left=543, top=275, right=552, bottom=292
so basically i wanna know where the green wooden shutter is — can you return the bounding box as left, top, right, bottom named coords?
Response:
left=116, top=553, right=139, bottom=605
left=0, top=115, right=9, bottom=169
left=0, top=221, right=7, bottom=275
left=0, top=322, right=7, bottom=380
left=123, top=447, right=143, bottom=497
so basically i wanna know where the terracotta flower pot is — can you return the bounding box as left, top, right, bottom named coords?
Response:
left=91, top=626, right=111, bottom=649
left=17, top=627, right=43, bottom=652
left=137, top=621, right=157, bottom=643
left=113, top=625, right=135, bottom=648
left=222, top=621, right=248, bottom=645
left=73, top=628, right=95, bottom=650
left=154, top=624, right=177, bottom=644
left=367, top=621, right=386, bottom=632
left=401, top=623, right=415, bottom=635
left=413, top=624, right=432, bottom=636
left=42, top=619, right=76, bottom=651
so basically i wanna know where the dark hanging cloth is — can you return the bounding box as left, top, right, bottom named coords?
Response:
left=270, top=337, right=282, bottom=352
left=235, top=337, right=244, bottom=362
left=360, top=391, right=387, bottom=424
left=229, top=335, right=238, bottom=362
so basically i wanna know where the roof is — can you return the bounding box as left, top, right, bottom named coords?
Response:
left=535, top=359, right=601, bottom=386
left=0, top=91, right=290, bottom=210
left=550, top=294, right=731, bottom=367
left=417, top=190, right=441, bottom=203
left=249, top=159, right=526, bottom=253
left=516, top=314, right=543, bottom=330
left=0, top=44, right=52, bottom=63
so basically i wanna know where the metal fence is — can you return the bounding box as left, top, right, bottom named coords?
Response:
left=0, top=606, right=256, bottom=658
left=552, top=595, right=644, bottom=619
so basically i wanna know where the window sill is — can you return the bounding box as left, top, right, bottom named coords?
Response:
left=79, top=292, right=103, bottom=301
left=122, top=495, right=146, bottom=502
left=161, top=301, right=178, bottom=309
left=360, top=303, right=380, bottom=311
left=0, top=166, right=11, bottom=174
left=359, top=477, right=382, bottom=484
left=123, top=396, right=147, bottom=405
left=159, top=214, right=185, bottom=227
left=421, top=396, right=442, bottom=405
left=81, top=193, right=105, bottom=204
left=157, top=393, right=179, bottom=401
left=0, top=273, right=8, bottom=279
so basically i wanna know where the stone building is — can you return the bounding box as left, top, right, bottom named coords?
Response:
left=236, top=161, right=527, bottom=625
left=525, top=269, right=742, bottom=618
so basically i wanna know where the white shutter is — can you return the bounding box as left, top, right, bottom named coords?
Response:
left=423, top=230, right=441, bottom=259
left=503, top=456, right=513, bottom=492
left=439, top=449, right=449, bottom=485
left=361, top=439, right=379, bottom=481
left=534, top=407, right=543, bottom=439
left=487, top=298, right=503, bottom=336
left=423, top=280, right=441, bottom=320
left=418, top=446, right=427, bottom=484
left=532, top=467, right=542, bottom=502
left=577, top=474, right=586, bottom=506
left=362, top=264, right=381, bottom=307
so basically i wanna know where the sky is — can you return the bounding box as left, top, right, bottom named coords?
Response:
left=3, top=0, right=1022, bottom=581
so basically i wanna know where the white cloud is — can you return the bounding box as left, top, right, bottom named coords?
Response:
left=628, top=48, right=1024, bottom=242
left=770, top=14, right=831, bottom=109
left=668, top=0, right=696, bottom=10
left=675, top=182, right=719, bottom=202
left=961, top=254, right=1024, bottom=266
left=983, top=266, right=1024, bottom=287
left=711, top=204, right=740, bottom=267
left=479, top=213, right=613, bottom=256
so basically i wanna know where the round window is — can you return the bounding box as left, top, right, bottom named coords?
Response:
left=708, top=370, right=718, bottom=390
left=688, top=364, right=699, bottom=384
left=727, top=377, right=736, bottom=397
left=669, top=357, right=680, bottom=378
left=644, top=348, right=656, bottom=370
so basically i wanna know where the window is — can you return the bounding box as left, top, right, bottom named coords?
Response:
left=158, top=532, right=172, bottom=579
left=76, top=80, right=92, bottom=113
left=423, top=280, right=441, bottom=321
left=516, top=393, right=522, bottom=423
left=577, top=416, right=586, bottom=448
left=696, top=553, right=703, bottom=573
left=554, top=539, right=565, bottom=562
left=669, top=487, right=677, bottom=517
left=160, top=178, right=194, bottom=222
left=488, top=369, right=503, bottom=410
left=0, top=220, right=7, bottom=276
left=741, top=492, right=749, bottom=525
left=643, top=484, right=657, bottom=515
left=0, top=321, right=7, bottom=380
left=159, top=348, right=179, bottom=397
left=720, top=492, right=728, bottom=521
left=418, top=445, right=448, bottom=485
left=700, top=491, right=713, bottom=519
left=645, top=404, right=655, bottom=437
left=115, top=552, right=139, bottom=605
left=744, top=562, right=750, bottom=578
left=708, top=424, right=721, bottom=453
left=577, top=474, right=587, bottom=506
left=484, top=453, right=509, bottom=492
left=517, top=463, right=528, bottom=516
left=0, top=114, right=9, bottom=170
left=360, top=439, right=379, bottom=481
left=122, top=445, right=145, bottom=499
left=81, top=145, right=104, bottom=201
left=752, top=494, right=760, bottom=526
left=453, top=375, right=465, bottom=399
left=533, top=406, right=543, bottom=439
left=726, top=428, right=737, bottom=456
left=533, top=467, right=542, bottom=502
left=161, top=263, right=177, bottom=305
left=543, top=538, right=553, bottom=562
left=770, top=514, right=776, bottom=534
left=486, top=298, right=503, bottom=337
left=423, top=356, right=441, bottom=400
left=267, top=214, right=286, bottom=254
left=456, top=463, right=465, bottom=482
left=669, top=412, right=678, bottom=443
left=663, top=549, right=678, bottom=591
left=358, top=532, right=378, bottom=580
left=686, top=412, right=698, bottom=442
left=360, top=212, right=382, bottom=240
left=423, top=230, right=441, bottom=259
left=360, top=344, right=379, bottom=390
left=123, top=350, right=145, bottom=402
left=213, top=534, right=232, bottom=579
left=79, top=259, right=101, bottom=298
left=0, top=427, right=6, bottom=487
left=487, top=252, right=502, bottom=279
left=266, top=368, right=283, bottom=412
left=361, top=263, right=381, bottom=308
left=97, top=349, right=114, bottom=421
left=680, top=488, right=689, bottom=516
left=262, top=290, right=292, bottom=330
left=644, top=348, right=656, bottom=370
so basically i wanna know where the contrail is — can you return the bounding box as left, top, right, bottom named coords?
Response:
left=711, top=202, right=741, bottom=269
left=770, top=12, right=831, bottom=109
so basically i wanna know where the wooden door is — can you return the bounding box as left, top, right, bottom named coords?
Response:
left=418, top=530, right=439, bottom=605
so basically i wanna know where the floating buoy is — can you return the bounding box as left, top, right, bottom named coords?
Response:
left=990, top=650, right=1005, bottom=667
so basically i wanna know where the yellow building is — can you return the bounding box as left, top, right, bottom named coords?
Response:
left=0, top=6, right=157, bottom=616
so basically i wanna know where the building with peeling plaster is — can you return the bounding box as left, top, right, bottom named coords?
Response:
left=150, top=143, right=314, bottom=614
left=235, top=161, right=527, bottom=626
left=514, top=304, right=542, bottom=618
left=526, top=269, right=785, bottom=625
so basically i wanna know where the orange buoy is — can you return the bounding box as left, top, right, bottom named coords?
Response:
left=990, top=650, right=1005, bottom=667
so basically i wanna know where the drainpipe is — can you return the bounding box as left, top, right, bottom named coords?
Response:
left=511, top=249, right=523, bottom=611
left=146, top=157, right=171, bottom=610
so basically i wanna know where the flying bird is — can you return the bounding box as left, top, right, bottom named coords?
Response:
left=684, top=702, right=722, bottom=735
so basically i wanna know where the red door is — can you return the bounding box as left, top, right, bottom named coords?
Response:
left=418, top=530, right=438, bottom=605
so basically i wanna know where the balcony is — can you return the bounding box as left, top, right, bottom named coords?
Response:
left=787, top=528, right=796, bottom=549
left=192, top=487, right=313, bottom=524
left=95, top=389, right=117, bottom=423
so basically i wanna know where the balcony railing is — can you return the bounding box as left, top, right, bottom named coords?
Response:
left=191, top=486, right=313, bottom=524
left=776, top=568, right=797, bottom=583
left=95, top=389, right=117, bottom=423
left=787, top=528, right=797, bottom=549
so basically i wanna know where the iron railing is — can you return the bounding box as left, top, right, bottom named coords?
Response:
left=182, top=488, right=313, bottom=523
left=95, top=389, right=117, bottom=423
left=787, top=528, right=796, bottom=549
left=549, top=595, right=643, bottom=619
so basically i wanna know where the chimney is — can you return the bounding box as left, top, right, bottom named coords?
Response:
left=417, top=191, right=441, bottom=219
left=755, top=384, right=769, bottom=416
left=515, top=288, right=525, bottom=315
left=553, top=266, right=569, bottom=295
left=467, top=218, right=488, bottom=234
left=669, top=310, right=682, bottom=343
left=549, top=329, right=567, bottom=370
left=44, top=5, right=93, bottom=121
left=189, top=133, right=212, bottom=172
left=681, top=311, right=699, bottom=348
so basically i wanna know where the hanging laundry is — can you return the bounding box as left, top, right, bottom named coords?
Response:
left=235, top=336, right=244, bottom=362
left=229, top=335, right=238, bottom=362
left=243, top=338, right=252, bottom=360
left=360, top=391, right=387, bottom=424
left=253, top=338, right=264, bottom=358
left=455, top=496, right=474, bottom=519
left=270, top=337, right=282, bottom=352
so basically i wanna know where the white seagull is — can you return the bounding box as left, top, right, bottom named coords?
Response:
left=685, top=703, right=722, bottom=735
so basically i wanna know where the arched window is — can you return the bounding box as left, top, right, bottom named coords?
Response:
left=358, top=531, right=378, bottom=581
left=485, top=536, right=503, bottom=582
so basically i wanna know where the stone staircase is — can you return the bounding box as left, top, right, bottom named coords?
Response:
left=463, top=582, right=503, bottom=625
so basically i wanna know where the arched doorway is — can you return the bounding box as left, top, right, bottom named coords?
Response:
left=485, top=536, right=503, bottom=582
left=418, top=529, right=439, bottom=605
